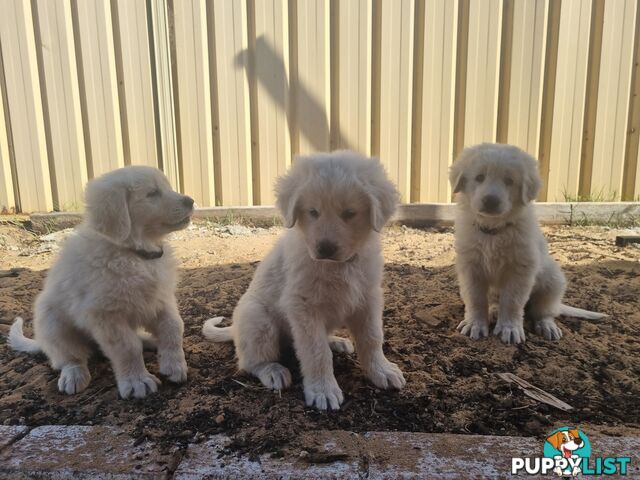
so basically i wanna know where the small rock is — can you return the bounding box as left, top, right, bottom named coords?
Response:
left=414, top=310, right=441, bottom=327
left=215, top=414, right=225, bottom=424
left=40, top=229, right=74, bottom=244
left=219, top=225, right=253, bottom=236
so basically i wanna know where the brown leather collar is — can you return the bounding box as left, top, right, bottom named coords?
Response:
left=131, top=247, right=164, bottom=260
left=474, top=222, right=513, bottom=235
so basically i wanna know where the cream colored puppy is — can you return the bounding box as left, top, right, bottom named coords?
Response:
left=450, top=143, right=606, bottom=345
left=203, top=151, right=405, bottom=410
left=9, top=166, right=194, bottom=398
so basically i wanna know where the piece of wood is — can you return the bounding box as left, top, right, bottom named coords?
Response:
left=615, top=235, right=640, bottom=247
left=496, top=372, right=573, bottom=411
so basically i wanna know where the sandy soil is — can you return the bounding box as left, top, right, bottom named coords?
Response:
left=0, top=219, right=639, bottom=457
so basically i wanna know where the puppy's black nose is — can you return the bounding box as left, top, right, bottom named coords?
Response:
left=481, top=195, right=501, bottom=212
left=317, top=239, right=338, bottom=259
left=182, top=196, right=195, bottom=208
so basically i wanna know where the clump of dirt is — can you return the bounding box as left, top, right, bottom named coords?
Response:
left=0, top=220, right=639, bottom=458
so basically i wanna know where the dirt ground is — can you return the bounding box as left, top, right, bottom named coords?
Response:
left=0, top=219, right=639, bottom=458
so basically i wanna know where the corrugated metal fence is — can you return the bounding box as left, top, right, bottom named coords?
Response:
left=0, top=0, right=639, bottom=213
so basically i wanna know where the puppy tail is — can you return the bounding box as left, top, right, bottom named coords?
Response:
left=8, top=317, right=42, bottom=354
left=559, top=304, right=608, bottom=321
left=202, top=317, right=233, bottom=342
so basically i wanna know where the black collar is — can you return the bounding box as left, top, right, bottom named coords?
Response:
left=474, top=222, right=513, bottom=235
left=131, top=247, right=164, bottom=260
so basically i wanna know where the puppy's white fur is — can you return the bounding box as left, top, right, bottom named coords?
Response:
left=450, top=143, right=606, bottom=344
left=9, top=166, right=194, bottom=398
left=203, top=151, right=405, bottom=410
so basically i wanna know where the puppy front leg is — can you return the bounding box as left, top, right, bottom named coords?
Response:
left=288, top=307, right=343, bottom=410
left=494, top=275, right=535, bottom=344
left=92, top=321, right=160, bottom=399
left=457, top=264, right=490, bottom=339
left=347, top=289, right=406, bottom=390
left=148, top=302, right=187, bottom=383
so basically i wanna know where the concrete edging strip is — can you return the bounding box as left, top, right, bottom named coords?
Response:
left=1, top=426, right=638, bottom=479
left=27, top=202, right=640, bottom=230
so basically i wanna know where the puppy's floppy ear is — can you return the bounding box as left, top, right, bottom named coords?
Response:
left=450, top=148, right=474, bottom=194
left=546, top=432, right=563, bottom=450
left=520, top=152, right=542, bottom=204
left=362, top=158, right=399, bottom=232
left=449, top=162, right=466, bottom=194
left=84, top=175, right=131, bottom=242
left=275, top=160, right=303, bottom=228
left=568, top=429, right=581, bottom=441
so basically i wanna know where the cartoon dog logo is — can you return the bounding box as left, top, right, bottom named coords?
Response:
left=546, top=429, right=586, bottom=477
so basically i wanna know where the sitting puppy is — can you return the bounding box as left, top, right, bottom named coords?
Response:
left=9, top=166, right=194, bottom=398
left=202, top=151, right=405, bottom=410
left=450, top=143, right=606, bottom=344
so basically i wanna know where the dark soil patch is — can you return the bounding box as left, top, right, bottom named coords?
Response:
left=1, top=224, right=639, bottom=458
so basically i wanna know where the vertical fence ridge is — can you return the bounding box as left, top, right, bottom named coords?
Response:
left=538, top=0, right=560, bottom=201
left=452, top=0, right=469, bottom=164
left=409, top=0, right=425, bottom=203
left=496, top=0, right=514, bottom=144
left=623, top=1, right=640, bottom=201
left=0, top=44, right=17, bottom=213
left=578, top=0, right=605, bottom=200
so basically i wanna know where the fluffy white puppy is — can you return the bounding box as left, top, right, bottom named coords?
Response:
left=203, top=151, right=406, bottom=410
left=9, top=166, right=194, bottom=398
left=450, top=143, right=606, bottom=344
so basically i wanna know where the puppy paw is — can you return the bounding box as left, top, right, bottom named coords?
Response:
left=117, top=371, right=161, bottom=399
left=329, top=336, right=354, bottom=354
left=304, top=378, right=344, bottom=410
left=256, top=363, right=292, bottom=390
left=58, top=364, right=91, bottom=395
left=494, top=323, right=526, bottom=344
left=457, top=318, right=489, bottom=339
left=159, top=350, right=188, bottom=383
left=366, top=358, right=406, bottom=389
left=535, top=317, right=563, bottom=340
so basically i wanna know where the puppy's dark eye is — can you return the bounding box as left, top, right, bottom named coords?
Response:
left=309, top=208, right=319, bottom=219
left=504, top=177, right=514, bottom=186
left=475, top=174, right=485, bottom=183
left=341, top=209, right=356, bottom=221
left=147, top=189, right=161, bottom=198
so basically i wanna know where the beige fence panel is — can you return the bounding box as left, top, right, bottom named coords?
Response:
left=173, top=0, right=216, bottom=206
left=378, top=0, right=415, bottom=201
left=1, top=0, right=640, bottom=211
left=74, top=0, right=124, bottom=177
left=590, top=0, right=637, bottom=199
left=252, top=0, right=291, bottom=205
left=211, top=0, right=253, bottom=206
left=335, top=0, right=372, bottom=156
left=0, top=0, right=52, bottom=212
left=114, top=0, right=158, bottom=168
left=416, top=0, right=458, bottom=202
left=149, top=0, right=179, bottom=189
left=292, top=0, right=331, bottom=155
left=0, top=58, right=13, bottom=213
left=505, top=0, right=547, bottom=159
left=462, top=0, right=502, bottom=147
left=34, top=0, right=87, bottom=211
left=546, top=0, right=592, bottom=201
